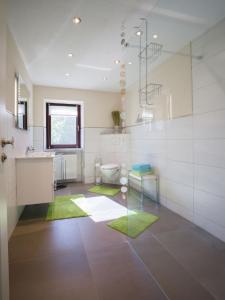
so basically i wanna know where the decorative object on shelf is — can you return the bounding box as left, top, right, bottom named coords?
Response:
left=95, top=157, right=102, bottom=185
left=111, top=111, right=121, bottom=133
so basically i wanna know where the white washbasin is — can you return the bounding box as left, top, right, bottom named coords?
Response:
left=26, top=151, right=55, bottom=158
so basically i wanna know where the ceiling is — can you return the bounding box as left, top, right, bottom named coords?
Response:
left=7, top=0, right=225, bottom=92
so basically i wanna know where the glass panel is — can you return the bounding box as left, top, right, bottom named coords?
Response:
left=119, top=0, right=220, bottom=290
left=51, top=115, right=77, bottom=145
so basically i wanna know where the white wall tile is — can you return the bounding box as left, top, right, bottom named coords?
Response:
left=85, top=141, right=100, bottom=153
left=204, top=50, right=225, bottom=82
left=195, top=164, right=225, bottom=198
left=166, top=200, right=194, bottom=223
left=193, top=213, right=225, bottom=243
left=193, top=110, right=225, bottom=139
left=84, top=176, right=95, bottom=184
left=84, top=153, right=98, bottom=165
left=148, top=121, right=166, bottom=140
left=166, top=116, right=193, bottom=139
left=193, top=81, right=225, bottom=114
left=84, top=163, right=95, bottom=178
left=167, top=140, right=193, bottom=163
left=165, top=179, right=194, bottom=211
left=165, top=160, right=194, bottom=187
left=100, top=152, right=117, bottom=165
left=194, top=189, right=225, bottom=227
left=159, top=177, right=167, bottom=198
left=194, top=139, right=225, bottom=168
left=192, top=62, right=217, bottom=90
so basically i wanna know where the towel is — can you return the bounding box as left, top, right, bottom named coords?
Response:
left=132, top=163, right=151, bottom=172
left=131, top=170, right=153, bottom=177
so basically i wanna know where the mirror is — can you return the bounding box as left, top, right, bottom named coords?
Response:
left=15, top=73, right=29, bottom=130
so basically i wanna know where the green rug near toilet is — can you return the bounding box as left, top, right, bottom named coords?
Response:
left=88, top=185, right=120, bottom=196
left=46, top=194, right=88, bottom=221
left=107, top=210, right=159, bottom=238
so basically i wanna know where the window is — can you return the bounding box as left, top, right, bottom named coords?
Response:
left=46, top=103, right=81, bottom=149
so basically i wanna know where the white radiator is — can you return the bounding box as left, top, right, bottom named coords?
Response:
left=64, top=154, right=77, bottom=180
left=54, top=154, right=78, bottom=181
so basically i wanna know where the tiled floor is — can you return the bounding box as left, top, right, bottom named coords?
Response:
left=9, top=183, right=225, bottom=300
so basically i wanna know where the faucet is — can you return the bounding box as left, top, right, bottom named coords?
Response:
left=26, top=146, right=35, bottom=154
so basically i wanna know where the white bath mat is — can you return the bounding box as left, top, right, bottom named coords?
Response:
left=72, top=196, right=133, bottom=222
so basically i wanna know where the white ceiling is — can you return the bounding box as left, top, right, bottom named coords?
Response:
left=7, top=0, right=225, bottom=92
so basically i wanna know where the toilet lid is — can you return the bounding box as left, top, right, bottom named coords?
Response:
left=101, top=163, right=120, bottom=170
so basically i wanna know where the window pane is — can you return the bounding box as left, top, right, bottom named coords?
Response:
left=51, top=115, right=77, bottom=145
left=49, top=105, right=77, bottom=116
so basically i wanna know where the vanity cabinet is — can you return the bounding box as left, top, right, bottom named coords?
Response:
left=16, top=156, right=54, bottom=205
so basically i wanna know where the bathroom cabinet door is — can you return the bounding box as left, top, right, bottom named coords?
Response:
left=16, top=157, right=54, bottom=205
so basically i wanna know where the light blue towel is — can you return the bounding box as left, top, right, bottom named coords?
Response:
left=132, top=163, right=151, bottom=172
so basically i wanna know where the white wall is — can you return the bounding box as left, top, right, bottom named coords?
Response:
left=5, top=28, right=33, bottom=237
left=33, top=85, right=120, bottom=128
left=126, top=18, right=225, bottom=242
left=32, top=85, right=120, bottom=150
left=32, top=85, right=121, bottom=183
left=84, top=132, right=130, bottom=183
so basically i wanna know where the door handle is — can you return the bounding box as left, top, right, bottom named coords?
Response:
left=1, top=137, right=14, bottom=147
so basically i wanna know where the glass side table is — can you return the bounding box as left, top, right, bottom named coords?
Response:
left=128, top=171, right=160, bottom=205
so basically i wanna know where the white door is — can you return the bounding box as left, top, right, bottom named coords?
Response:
left=0, top=0, right=10, bottom=299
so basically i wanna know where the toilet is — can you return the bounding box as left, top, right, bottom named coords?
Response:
left=100, top=163, right=120, bottom=184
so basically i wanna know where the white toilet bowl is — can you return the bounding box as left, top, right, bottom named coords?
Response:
left=101, top=163, right=120, bottom=184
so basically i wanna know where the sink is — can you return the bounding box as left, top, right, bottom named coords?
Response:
left=26, top=151, right=55, bottom=158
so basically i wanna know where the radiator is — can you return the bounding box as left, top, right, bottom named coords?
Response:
left=64, top=154, right=77, bottom=180
left=54, top=154, right=78, bottom=182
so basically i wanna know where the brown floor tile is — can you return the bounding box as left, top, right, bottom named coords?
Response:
left=156, top=227, right=225, bottom=299
left=9, top=183, right=225, bottom=300
left=83, top=242, right=167, bottom=300
left=129, top=233, right=215, bottom=300
left=77, top=217, right=126, bottom=253
left=9, top=218, right=82, bottom=263
left=10, top=253, right=99, bottom=300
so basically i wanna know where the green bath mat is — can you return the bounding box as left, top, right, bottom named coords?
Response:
left=46, top=194, right=88, bottom=221
left=88, top=185, right=120, bottom=196
left=107, top=211, right=159, bottom=238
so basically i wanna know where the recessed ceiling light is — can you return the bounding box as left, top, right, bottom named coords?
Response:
left=114, top=60, right=120, bottom=65
left=65, top=73, right=70, bottom=77
left=73, top=17, right=81, bottom=24
left=136, top=30, right=143, bottom=36
left=68, top=53, right=73, bottom=57
left=128, top=61, right=132, bottom=65
left=103, top=77, right=108, bottom=81
left=153, top=34, right=158, bottom=39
